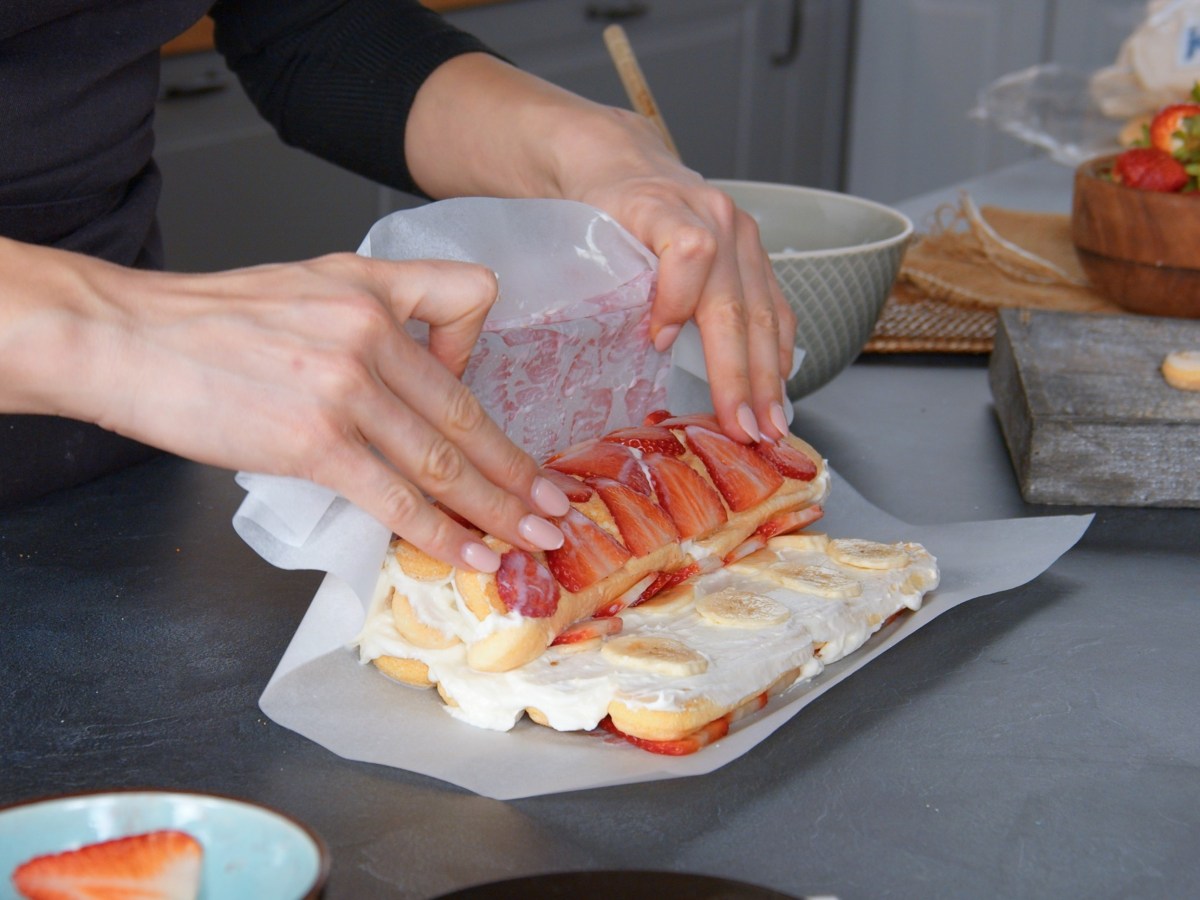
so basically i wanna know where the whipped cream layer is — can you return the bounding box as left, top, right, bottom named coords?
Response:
left=353, top=534, right=939, bottom=736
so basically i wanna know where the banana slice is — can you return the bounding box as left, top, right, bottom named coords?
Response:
left=762, top=563, right=862, bottom=599
left=767, top=533, right=829, bottom=553
left=696, top=587, right=790, bottom=629
left=601, top=635, right=709, bottom=677
left=827, top=538, right=910, bottom=571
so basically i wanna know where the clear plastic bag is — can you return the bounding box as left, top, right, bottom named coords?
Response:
left=972, top=1, right=1200, bottom=165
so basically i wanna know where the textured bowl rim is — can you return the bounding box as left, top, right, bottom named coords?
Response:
left=711, top=178, right=915, bottom=259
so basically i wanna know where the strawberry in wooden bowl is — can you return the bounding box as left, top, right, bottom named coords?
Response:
left=1071, top=85, right=1200, bottom=318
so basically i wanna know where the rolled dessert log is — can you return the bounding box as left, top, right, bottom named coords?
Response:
left=369, top=411, right=831, bottom=674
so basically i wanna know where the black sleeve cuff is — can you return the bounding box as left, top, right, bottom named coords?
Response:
left=210, top=0, right=500, bottom=195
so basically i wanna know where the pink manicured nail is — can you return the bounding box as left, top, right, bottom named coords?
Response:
left=519, top=515, right=564, bottom=551
left=531, top=475, right=570, bottom=517
left=462, top=541, right=501, bottom=573
left=653, top=323, right=682, bottom=352
left=736, top=403, right=761, bottom=442
left=770, top=402, right=789, bottom=436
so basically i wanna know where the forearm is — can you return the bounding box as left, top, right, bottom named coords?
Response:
left=0, top=237, right=115, bottom=423
left=404, top=53, right=676, bottom=201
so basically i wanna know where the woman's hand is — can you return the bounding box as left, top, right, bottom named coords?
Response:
left=0, top=239, right=569, bottom=571
left=552, top=109, right=797, bottom=443
left=405, top=54, right=796, bottom=444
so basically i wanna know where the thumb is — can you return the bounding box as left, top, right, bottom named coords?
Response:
left=382, top=260, right=499, bottom=378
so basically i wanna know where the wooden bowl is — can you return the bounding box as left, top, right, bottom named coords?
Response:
left=1071, top=154, right=1200, bottom=318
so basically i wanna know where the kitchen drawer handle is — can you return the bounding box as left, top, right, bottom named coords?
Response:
left=585, top=2, right=649, bottom=23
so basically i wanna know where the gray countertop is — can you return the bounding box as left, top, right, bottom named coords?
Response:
left=3, top=163, right=1198, bottom=898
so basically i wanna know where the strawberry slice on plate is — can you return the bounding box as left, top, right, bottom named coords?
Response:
left=683, top=426, right=784, bottom=511
left=496, top=549, right=560, bottom=617
left=12, top=829, right=202, bottom=900
left=753, top=436, right=818, bottom=481
left=600, top=425, right=685, bottom=456
left=544, top=508, right=632, bottom=593
left=589, top=476, right=679, bottom=556
left=546, top=440, right=651, bottom=495
left=643, top=453, right=728, bottom=539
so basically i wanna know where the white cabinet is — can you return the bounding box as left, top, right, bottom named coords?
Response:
left=155, top=0, right=853, bottom=274
left=846, top=0, right=1148, bottom=204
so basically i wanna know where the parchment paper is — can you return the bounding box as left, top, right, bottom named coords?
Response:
left=255, top=470, right=1091, bottom=800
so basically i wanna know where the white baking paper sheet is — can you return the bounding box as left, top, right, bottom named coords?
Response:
left=255, top=470, right=1091, bottom=800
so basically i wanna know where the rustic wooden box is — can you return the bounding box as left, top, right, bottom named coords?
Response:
left=988, top=308, right=1200, bottom=508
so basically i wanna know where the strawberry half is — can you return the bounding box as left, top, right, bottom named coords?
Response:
left=496, top=549, right=560, bottom=617
left=1112, top=147, right=1189, bottom=193
left=642, top=409, right=673, bottom=425
left=601, top=425, right=685, bottom=456
left=538, top=467, right=593, bottom=503
left=683, top=426, right=784, bottom=511
left=589, top=476, right=679, bottom=556
left=544, top=507, right=632, bottom=593
left=546, top=440, right=651, bottom=495
left=643, top=453, right=728, bottom=539
left=753, top=437, right=818, bottom=481
left=1149, top=102, right=1200, bottom=155
left=551, top=616, right=623, bottom=646
left=753, top=504, right=825, bottom=540
left=654, top=412, right=722, bottom=433
left=12, top=829, right=203, bottom=900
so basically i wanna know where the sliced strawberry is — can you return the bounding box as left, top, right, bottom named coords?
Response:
left=642, top=409, right=672, bottom=425
left=598, top=714, right=730, bottom=756
left=589, top=476, right=678, bottom=556
left=643, top=453, right=728, bottom=539
left=636, top=564, right=695, bottom=604
left=1149, top=102, right=1200, bottom=155
left=496, top=549, right=560, bottom=617
left=683, top=425, right=783, bottom=511
left=13, top=829, right=202, bottom=900
left=551, top=616, right=623, bottom=645
left=753, top=504, right=825, bottom=540
left=539, top=467, right=593, bottom=503
left=1112, top=147, right=1189, bottom=193
left=546, top=440, right=651, bottom=495
left=655, top=412, right=722, bottom=433
left=601, top=425, right=685, bottom=457
left=754, top=437, right=818, bottom=481
left=544, top=508, right=632, bottom=593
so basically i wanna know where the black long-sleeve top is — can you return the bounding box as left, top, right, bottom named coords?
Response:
left=0, top=0, right=494, bottom=506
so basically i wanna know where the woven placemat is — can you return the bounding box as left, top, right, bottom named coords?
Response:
left=862, top=195, right=1121, bottom=355
left=865, top=284, right=997, bottom=354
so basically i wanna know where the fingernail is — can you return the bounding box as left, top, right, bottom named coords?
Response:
left=770, top=401, right=789, bottom=436
left=653, top=324, right=682, bottom=352
left=531, top=475, right=570, bottom=517
left=519, top=514, right=564, bottom=551
left=462, top=541, right=501, bottom=573
left=736, top=403, right=761, bottom=442
left=780, top=377, right=791, bottom=405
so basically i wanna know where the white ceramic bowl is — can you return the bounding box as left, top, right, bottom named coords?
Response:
left=712, top=179, right=913, bottom=397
